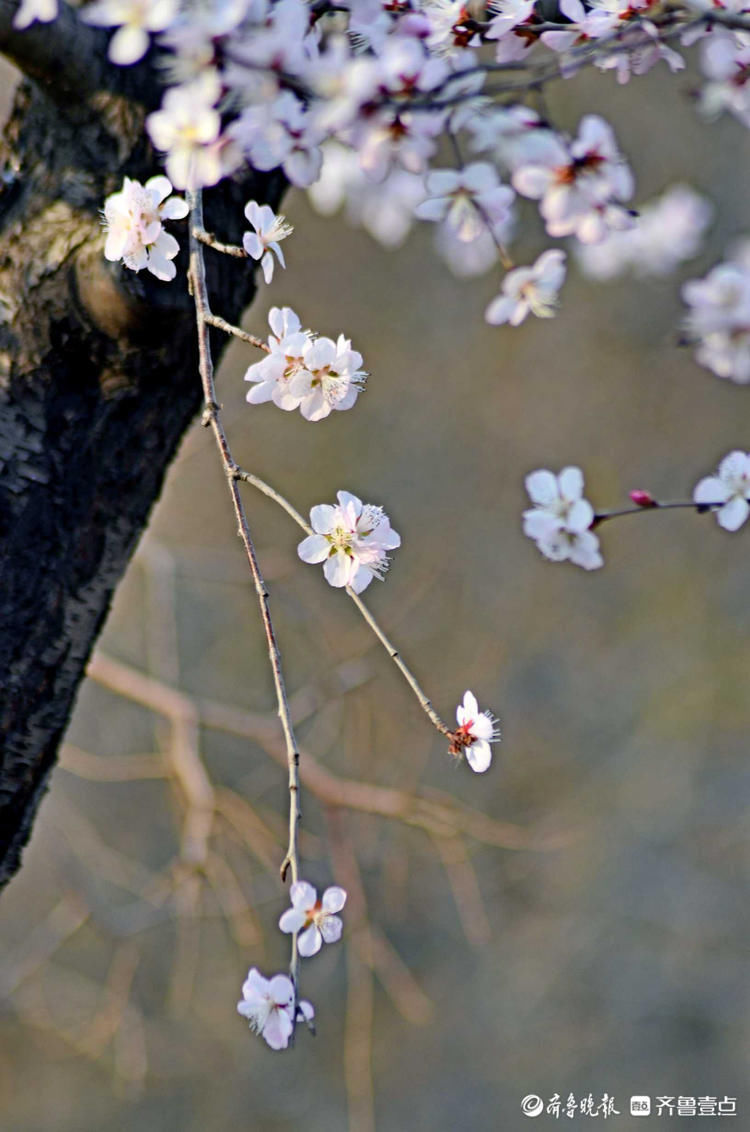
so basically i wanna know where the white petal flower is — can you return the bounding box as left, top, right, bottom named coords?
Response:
left=416, top=163, right=515, bottom=245
left=82, top=0, right=179, bottom=64
left=279, top=881, right=347, bottom=958
left=290, top=335, right=367, bottom=421
left=694, top=450, right=750, bottom=532
left=298, top=491, right=400, bottom=592
left=237, top=968, right=298, bottom=1050
left=451, top=690, right=500, bottom=773
left=485, top=249, right=566, bottom=326
left=242, top=201, right=293, bottom=285
left=245, top=306, right=312, bottom=411
left=683, top=244, right=750, bottom=383
left=146, top=72, right=224, bottom=189
left=523, top=466, right=603, bottom=569
left=13, top=0, right=58, bottom=28
left=102, top=175, right=188, bottom=281
left=512, top=116, right=634, bottom=244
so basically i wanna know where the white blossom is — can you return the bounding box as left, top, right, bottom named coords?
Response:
left=308, top=143, right=426, bottom=249
left=512, top=116, right=634, bottom=244
left=102, top=174, right=188, bottom=280
left=415, top=163, right=515, bottom=244
left=82, top=0, right=179, bottom=65
left=237, top=968, right=314, bottom=1050
left=523, top=466, right=603, bottom=570
left=290, top=334, right=367, bottom=422
left=279, top=881, right=347, bottom=958
left=245, top=306, right=312, bottom=410
left=683, top=243, right=750, bottom=383
left=146, top=71, right=225, bottom=189
left=298, top=490, right=401, bottom=592
left=576, top=184, right=712, bottom=280
left=452, top=690, right=500, bottom=773
left=13, top=0, right=58, bottom=29
left=699, top=30, right=750, bottom=129
left=485, top=249, right=566, bottom=326
left=693, top=450, right=750, bottom=531
left=230, top=91, right=324, bottom=188
left=242, top=201, right=293, bottom=284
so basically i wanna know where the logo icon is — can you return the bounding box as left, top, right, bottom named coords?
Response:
left=521, top=1095, right=545, bottom=1118
left=630, top=1096, right=651, bottom=1116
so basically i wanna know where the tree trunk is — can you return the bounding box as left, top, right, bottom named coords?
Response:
left=0, top=10, right=284, bottom=888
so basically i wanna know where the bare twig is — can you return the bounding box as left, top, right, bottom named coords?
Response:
left=187, top=188, right=302, bottom=999
left=203, top=311, right=269, bottom=351
left=232, top=465, right=454, bottom=738
left=86, top=649, right=566, bottom=852
left=193, top=227, right=248, bottom=258
left=593, top=498, right=724, bottom=527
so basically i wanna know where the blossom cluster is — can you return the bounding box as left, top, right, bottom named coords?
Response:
left=102, top=175, right=187, bottom=281
left=576, top=185, right=712, bottom=281
left=694, top=450, right=750, bottom=531
left=237, top=882, right=346, bottom=1050
left=683, top=240, right=750, bottom=384
left=523, top=467, right=603, bottom=571
left=297, top=489, right=401, bottom=592
left=246, top=307, right=367, bottom=421
left=522, top=452, right=750, bottom=575
left=20, top=0, right=750, bottom=336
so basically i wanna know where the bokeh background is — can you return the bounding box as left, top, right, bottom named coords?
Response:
left=1, top=54, right=749, bottom=1132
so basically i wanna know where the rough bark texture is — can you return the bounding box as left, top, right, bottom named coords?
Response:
left=0, top=16, right=284, bottom=888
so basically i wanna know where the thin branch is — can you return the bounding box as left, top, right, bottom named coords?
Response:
left=231, top=465, right=454, bottom=738
left=593, top=498, right=724, bottom=527
left=203, top=311, right=270, bottom=351
left=86, top=651, right=561, bottom=851
left=186, top=188, right=302, bottom=998
left=193, top=227, right=248, bottom=258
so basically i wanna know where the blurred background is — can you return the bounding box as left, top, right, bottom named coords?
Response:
left=1, top=55, right=750, bottom=1132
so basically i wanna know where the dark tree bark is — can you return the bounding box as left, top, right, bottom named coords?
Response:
left=0, top=4, right=284, bottom=888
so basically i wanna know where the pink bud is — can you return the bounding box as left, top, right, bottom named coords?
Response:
left=629, top=490, right=657, bottom=508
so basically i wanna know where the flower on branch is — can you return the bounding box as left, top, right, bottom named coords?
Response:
left=450, top=690, right=500, bottom=773
left=242, top=201, right=294, bottom=284
left=485, top=249, right=566, bottom=326
left=279, top=881, right=347, bottom=958
left=245, top=306, right=312, bottom=410
left=245, top=310, right=367, bottom=419
left=146, top=71, right=228, bottom=189
left=683, top=241, right=750, bottom=384
left=12, top=0, right=58, bottom=29
left=82, top=0, right=179, bottom=65
left=415, top=162, right=515, bottom=245
left=576, top=184, right=712, bottom=281
left=298, top=490, right=401, bottom=592
left=693, top=450, right=750, bottom=532
left=512, top=116, right=634, bottom=244
left=103, top=175, right=188, bottom=281
left=237, top=968, right=314, bottom=1050
left=523, top=466, right=603, bottom=570
left=289, top=334, right=368, bottom=421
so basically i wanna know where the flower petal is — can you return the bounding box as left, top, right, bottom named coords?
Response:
left=298, top=925, right=322, bottom=958
left=465, top=739, right=492, bottom=773
left=279, top=908, right=306, bottom=934
left=320, top=915, right=343, bottom=944
left=718, top=495, right=749, bottom=532
left=298, top=534, right=330, bottom=564
left=290, top=880, right=317, bottom=910
left=322, top=886, right=347, bottom=914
